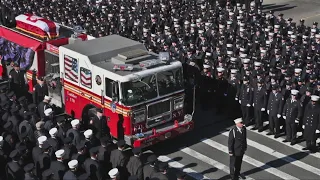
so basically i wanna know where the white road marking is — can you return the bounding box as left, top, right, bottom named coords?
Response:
left=221, top=131, right=320, bottom=175
left=158, top=155, right=211, bottom=180
left=202, top=138, right=299, bottom=180
left=247, top=122, right=320, bottom=159
left=181, top=147, right=255, bottom=180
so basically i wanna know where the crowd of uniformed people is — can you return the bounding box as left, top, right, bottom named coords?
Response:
left=1, top=0, right=320, bottom=179
left=1, top=77, right=185, bottom=180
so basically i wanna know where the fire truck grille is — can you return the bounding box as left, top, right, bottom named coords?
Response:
left=147, top=99, right=171, bottom=118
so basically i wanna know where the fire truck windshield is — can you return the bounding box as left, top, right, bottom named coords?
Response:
left=121, top=67, right=184, bottom=106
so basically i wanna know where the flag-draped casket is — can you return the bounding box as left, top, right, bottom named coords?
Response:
left=15, top=14, right=60, bottom=39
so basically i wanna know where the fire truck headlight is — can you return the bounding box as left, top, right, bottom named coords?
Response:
left=173, top=97, right=184, bottom=110
left=184, top=114, right=192, bottom=122
left=133, top=109, right=146, bottom=124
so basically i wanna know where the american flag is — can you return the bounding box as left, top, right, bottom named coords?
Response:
left=65, top=55, right=78, bottom=82
left=80, top=67, right=92, bottom=87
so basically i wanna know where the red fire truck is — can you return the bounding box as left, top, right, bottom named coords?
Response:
left=58, top=35, right=194, bottom=147
left=0, top=15, right=194, bottom=148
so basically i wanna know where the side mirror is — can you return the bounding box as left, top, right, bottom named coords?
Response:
left=111, top=81, right=118, bottom=102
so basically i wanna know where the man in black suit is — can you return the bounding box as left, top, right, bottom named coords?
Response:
left=267, top=85, right=284, bottom=138
left=228, top=118, right=247, bottom=180
left=9, top=63, right=27, bottom=98
left=252, top=78, right=267, bottom=132
left=33, top=76, right=49, bottom=105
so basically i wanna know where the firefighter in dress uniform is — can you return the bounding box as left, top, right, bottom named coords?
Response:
left=228, top=118, right=247, bottom=180
left=33, top=76, right=49, bottom=106
left=215, top=67, right=228, bottom=114
left=252, top=78, right=267, bottom=132
left=302, top=95, right=320, bottom=153
left=9, top=63, right=27, bottom=98
left=282, top=89, right=303, bottom=145
left=236, top=76, right=253, bottom=126
left=267, top=85, right=283, bottom=138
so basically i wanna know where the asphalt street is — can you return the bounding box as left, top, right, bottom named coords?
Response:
left=144, top=1, right=320, bottom=179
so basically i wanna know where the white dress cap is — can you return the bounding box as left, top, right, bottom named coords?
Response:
left=205, top=22, right=210, bottom=26
left=268, top=32, right=274, bottom=36
left=206, top=52, right=212, bottom=56
left=108, top=14, right=113, bottom=17
left=261, top=49, right=267, bottom=53
left=243, top=59, right=250, bottom=63
left=231, top=69, right=238, bottom=74
left=68, top=160, right=78, bottom=169
left=191, top=23, right=196, bottom=27
left=203, top=64, right=210, bottom=69
left=311, top=95, right=320, bottom=101
left=234, top=118, right=243, bottom=124
left=240, top=23, right=245, bottom=27
left=311, top=29, right=316, bottom=32
left=291, top=35, right=297, bottom=39
left=240, top=48, right=245, bottom=52
left=151, top=34, right=156, bottom=37
left=266, top=41, right=270, bottom=44
left=291, top=89, right=299, bottom=95
left=227, top=21, right=232, bottom=25
left=174, top=24, right=179, bottom=28
left=71, top=119, right=80, bottom=127
left=44, top=95, right=51, bottom=100
left=198, top=30, right=204, bottom=34
left=227, top=44, right=233, bottom=48
left=288, top=31, right=293, bottom=35
left=265, top=28, right=270, bottom=32
left=49, top=128, right=58, bottom=136
left=303, top=35, right=308, bottom=39
left=0, top=136, right=3, bottom=142
left=294, top=68, right=302, bottom=73
left=38, top=136, right=47, bottom=145
left=184, top=21, right=190, bottom=25
left=164, top=26, right=169, bottom=30
left=240, top=54, right=247, bottom=58
left=229, top=12, right=234, bottom=16
left=230, top=57, right=237, bottom=61
left=254, top=61, right=262, bottom=66
left=196, top=19, right=201, bottom=23
left=239, top=10, right=243, bottom=14
left=44, top=108, right=53, bottom=116
left=274, top=25, right=280, bottom=28
left=227, top=51, right=233, bottom=55
left=316, top=34, right=320, bottom=38
left=240, top=27, right=244, bottom=32
left=217, top=67, right=225, bottom=72
left=84, top=129, right=93, bottom=138
left=108, top=168, right=119, bottom=178
left=55, top=149, right=65, bottom=158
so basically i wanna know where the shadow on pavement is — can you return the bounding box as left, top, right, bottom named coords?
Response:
left=262, top=3, right=297, bottom=13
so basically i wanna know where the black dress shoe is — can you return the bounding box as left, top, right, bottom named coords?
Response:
left=258, top=129, right=263, bottom=132
left=267, top=132, right=274, bottom=135
left=290, top=141, right=295, bottom=146
left=251, top=127, right=257, bottom=130
left=274, top=134, right=280, bottom=138
left=282, top=139, right=289, bottom=143
left=302, top=147, right=310, bottom=151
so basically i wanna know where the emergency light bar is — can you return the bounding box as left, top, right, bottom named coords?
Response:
left=159, top=52, right=170, bottom=62
left=139, top=59, right=162, bottom=68
left=113, top=64, right=134, bottom=71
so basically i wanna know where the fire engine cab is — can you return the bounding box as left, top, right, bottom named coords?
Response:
left=56, top=35, right=194, bottom=147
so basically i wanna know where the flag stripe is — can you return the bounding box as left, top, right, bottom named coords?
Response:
left=64, top=55, right=78, bottom=82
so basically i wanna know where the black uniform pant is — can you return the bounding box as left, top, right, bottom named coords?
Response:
left=286, top=122, right=297, bottom=142
left=306, top=132, right=317, bottom=150
left=254, top=108, right=263, bottom=129
left=269, top=114, right=280, bottom=134
left=230, top=154, right=244, bottom=180
left=241, top=105, right=250, bottom=125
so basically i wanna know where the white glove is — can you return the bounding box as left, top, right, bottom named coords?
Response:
left=261, top=108, right=265, bottom=111
left=277, top=114, right=281, bottom=118
left=235, top=97, right=238, bottom=101
left=316, top=130, right=320, bottom=133
left=247, top=104, right=251, bottom=107
left=267, top=110, right=270, bottom=114
left=253, top=104, right=255, bottom=107
left=295, top=119, right=299, bottom=123
left=283, top=116, right=286, bottom=119
left=239, top=100, right=241, bottom=104
left=302, top=125, right=305, bottom=129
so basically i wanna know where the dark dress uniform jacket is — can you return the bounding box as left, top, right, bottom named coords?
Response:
left=9, top=70, right=25, bottom=86
left=83, top=158, right=101, bottom=180
left=33, top=83, right=49, bottom=105
left=63, top=170, right=77, bottom=180
left=143, top=164, right=157, bottom=180
left=66, top=129, right=82, bottom=147
left=126, top=155, right=143, bottom=179
left=267, top=92, right=283, bottom=116
left=38, top=152, right=51, bottom=172
left=228, top=126, right=247, bottom=156
left=282, top=99, right=303, bottom=124
left=24, top=172, right=39, bottom=180
left=50, top=160, right=66, bottom=180
left=238, top=84, right=253, bottom=106
left=6, top=161, right=25, bottom=180
left=253, top=86, right=267, bottom=109
left=303, top=103, right=320, bottom=141
left=151, top=172, right=169, bottom=180
left=110, top=149, right=128, bottom=168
